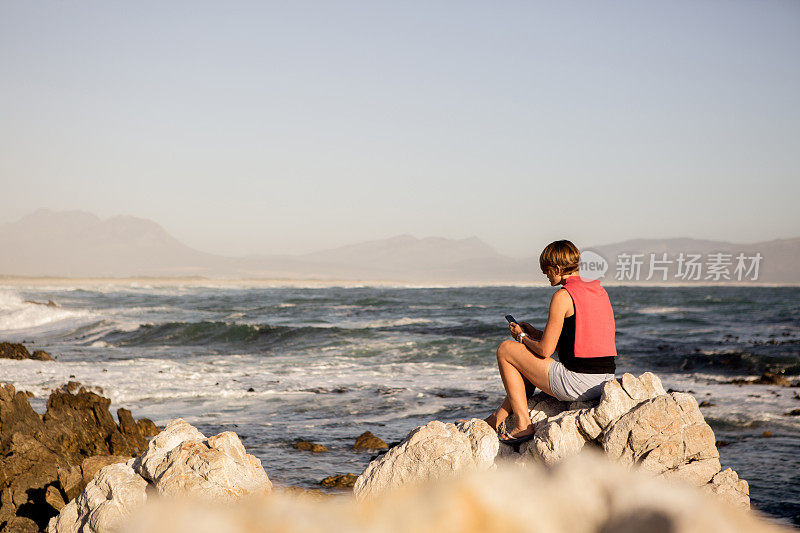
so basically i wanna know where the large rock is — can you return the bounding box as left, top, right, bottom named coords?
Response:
left=42, top=389, right=145, bottom=462
left=354, top=373, right=750, bottom=510
left=120, top=453, right=785, bottom=533
left=353, top=420, right=495, bottom=500
left=0, top=384, right=159, bottom=531
left=143, top=430, right=272, bottom=500
left=47, top=419, right=272, bottom=532
left=602, top=392, right=720, bottom=486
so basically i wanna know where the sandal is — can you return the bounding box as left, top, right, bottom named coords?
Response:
left=498, top=431, right=536, bottom=446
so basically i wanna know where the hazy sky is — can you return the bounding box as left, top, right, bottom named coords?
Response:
left=1, top=1, right=798, bottom=257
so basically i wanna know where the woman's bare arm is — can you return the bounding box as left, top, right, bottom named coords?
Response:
left=515, top=289, right=570, bottom=358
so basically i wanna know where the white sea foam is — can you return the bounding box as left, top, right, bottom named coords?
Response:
left=360, top=317, right=433, bottom=328
left=0, top=290, right=96, bottom=334
left=636, top=306, right=699, bottom=315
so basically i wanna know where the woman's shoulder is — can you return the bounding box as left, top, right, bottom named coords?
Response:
left=550, top=287, right=573, bottom=305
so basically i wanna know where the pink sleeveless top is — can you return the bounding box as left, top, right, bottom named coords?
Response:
left=562, top=276, right=617, bottom=358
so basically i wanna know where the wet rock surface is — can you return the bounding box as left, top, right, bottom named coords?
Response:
left=0, top=384, right=155, bottom=531
left=320, top=474, right=357, bottom=489
left=353, top=431, right=387, bottom=451
left=293, top=440, right=328, bottom=453
left=0, top=343, right=53, bottom=362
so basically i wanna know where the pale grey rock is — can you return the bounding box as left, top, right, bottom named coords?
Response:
left=703, top=468, right=751, bottom=511
left=48, top=463, right=147, bottom=533
left=639, top=371, right=667, bottom=397
left=602, top=393, right=719, bottom=485
left=150, top=431, right=272, bottom=499
left=662, top=457, right=722, bottom=487
left=455, top=419, right=499, bottom=470
left=47, top=500, right=80, bottom=533
left=591, top=377, right=640, bottom=430
left=353, top=421, right=478, bottom=500
left=621, top=372, right=649, bottom=400
left=520, top=410, right=587, bottom=466
left=133, top=418, right=206, bottom=483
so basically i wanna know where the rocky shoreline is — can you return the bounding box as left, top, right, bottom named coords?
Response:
left=0, top=383, right=158, bottom=532
left=0, top=372, right=790, bottom=532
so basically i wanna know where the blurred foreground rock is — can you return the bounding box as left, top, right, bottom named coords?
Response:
left=118, top=453, right=785, bottom=533
left=0, top=384, right=156, bottom=531
left=354, top=372, right=750, bottom=512
left=48, top=419, right=272, bottom=533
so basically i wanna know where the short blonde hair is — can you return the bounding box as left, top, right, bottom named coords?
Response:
left=539, top=240, right=580, bottom=275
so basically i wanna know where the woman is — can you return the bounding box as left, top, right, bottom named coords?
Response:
left=487, top=240, right=616, bottom=445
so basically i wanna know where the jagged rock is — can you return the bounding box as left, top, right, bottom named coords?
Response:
left=353, top=431, right=387, bottom=451
left=0, top=342, right=54, bottom=362
left=116, top=409, right=147, bottom=452
left=0, top=385, right=46, bottom=452
left=293, top=440, right=328, bottom=453
left=135, top=419, right=160, bottom=438
left=42, top=389, right=143, bottom=462
left=0, top=343, right=33, bottom=360
left=56, top=465, right=82, bottom=502
left=353, top=420, right=493, bottom=500
left=121, top=453, right=782, bottom=533
left=320, top=473, right=357, bottom=489
left=57, top=382, right=79, bottom=394
left=0, top=384, right=155, bottom=530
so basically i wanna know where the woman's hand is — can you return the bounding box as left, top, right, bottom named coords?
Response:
left=509, top=322, right=523, bottom=340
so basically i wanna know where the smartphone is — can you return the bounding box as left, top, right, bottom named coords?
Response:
left=505, top=314, right=517, bottom=324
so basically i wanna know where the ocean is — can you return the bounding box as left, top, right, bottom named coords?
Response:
left=0, top=283, right=798, bottom=525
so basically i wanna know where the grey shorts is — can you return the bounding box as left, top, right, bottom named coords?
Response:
left=548, top=360, right=614, bottom=402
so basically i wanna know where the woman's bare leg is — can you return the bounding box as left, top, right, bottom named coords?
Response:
left=484, top=376, right=536, bottom=430
left=484, top=397, right=512, bottom=430
left=495, top=340, right=554, bottom=438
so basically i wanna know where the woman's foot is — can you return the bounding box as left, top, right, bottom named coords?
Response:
left=484, top=413, right=507, bottom=432
left=499, top=424, right=535, bottom=442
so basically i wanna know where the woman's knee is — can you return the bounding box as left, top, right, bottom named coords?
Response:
left=496, top=340, right=517, bottom=359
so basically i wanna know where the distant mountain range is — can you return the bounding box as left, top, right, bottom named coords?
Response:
left=1, top=210, right=798, bottom=283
